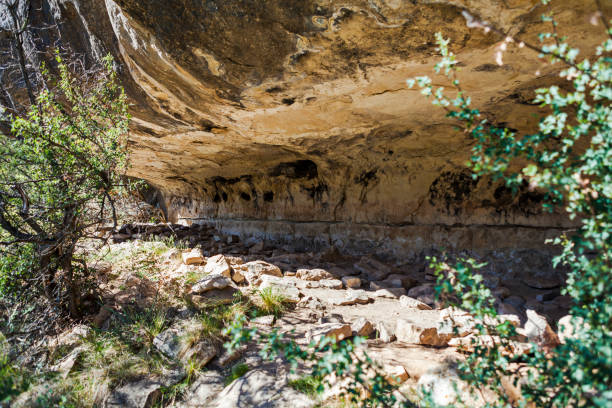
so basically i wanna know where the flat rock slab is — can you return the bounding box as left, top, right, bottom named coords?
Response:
left=106, top=370, right=185, bottom=408
left=173, top=371, right=225, bottom=408
left=259, top=275, right=301, bottom=302
left=212, top=369, right=315, bottom=408
left=187, top=287, right=239, bottom=308
left=191, top=274, right=232, bottom=294
left=203, top=255, right=232, bottom=277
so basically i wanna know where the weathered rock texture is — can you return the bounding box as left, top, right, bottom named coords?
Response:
left=3, top=1, right=610, bottom=271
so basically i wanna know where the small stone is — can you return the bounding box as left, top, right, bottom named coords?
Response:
left=298, top=295, right=325, bottom=310
left=296, top=268, right=333, bottom=281
left=493, top=286, right=511, bottom=299
left=376, top=321, right=396, bottom=343
left=308, top=323, right=352, bottom=343
left=182, top=248, right=205, bottom=265
left=351, top=318, right=374, bottom=337
left=373, top=288, right=406, bottom=299
left=284, top=271, right=296, bottom=277
left=341, top=276, right=361, bottom=288
left=399, top=295, right=432, bottom=310
left=203, top=255, right=232, bottom=277
left=319, top=279, right=343, bottom=289
left=191, top=275, right=232, bottom=294
left=505, top=295, right=526, bottom=308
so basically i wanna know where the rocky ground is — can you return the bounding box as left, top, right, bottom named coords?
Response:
left=4, top=222, right=575, bottom=407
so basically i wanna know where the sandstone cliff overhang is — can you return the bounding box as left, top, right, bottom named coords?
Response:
left=2, top=0, right=609, bottom=269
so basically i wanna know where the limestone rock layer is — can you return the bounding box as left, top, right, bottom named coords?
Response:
left=6, top=1, right=611, bottom=268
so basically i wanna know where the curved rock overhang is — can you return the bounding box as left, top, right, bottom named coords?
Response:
left=5, top=0, right=610, bottom=275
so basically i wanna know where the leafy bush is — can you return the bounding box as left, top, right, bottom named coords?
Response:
left=408, top=3, right=612, bottom=406
left=0, top=53, right=129, bottom=316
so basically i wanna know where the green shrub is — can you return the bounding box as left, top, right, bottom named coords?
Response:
left=408, top=3, right=612, bottom=406
left=0, top=53, right=129, bottom=316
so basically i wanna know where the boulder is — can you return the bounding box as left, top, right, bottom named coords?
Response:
left=48, top=324, right=91, bottom=354
left=190, top=275, right=232, bottom=294
left=182, top=249, right=205, bottom=265
left=341, top=276, right=361, bottom=289
left=376, top=321, right=396, bottom=343
left=50, top=347, right=84, bottom=379
left=242, top=261, right=282, bottom=285
left=399, top=295, right=432, bottom=310
left=203, top=255, right=232, bottom=278
left=319, top=279, right=343, bottom=289
left=259, top=275, right=301, bottom=302
left=248, top=241, right=265, bottom=254
left=153, top=324, right=218, bottom=367
left=351, top=318, right=374, bottom=337
left=395, top=319, right=453, bottom=347
left=295, top=268, right=333, bottom=281
left=307, top=323, right=352, bottom=343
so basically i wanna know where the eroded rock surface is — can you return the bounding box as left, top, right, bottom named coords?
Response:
left=4, top=1, right=609, bottom=278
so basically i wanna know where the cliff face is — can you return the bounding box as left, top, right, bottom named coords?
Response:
left=4, top=1, right=610, bottom=274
